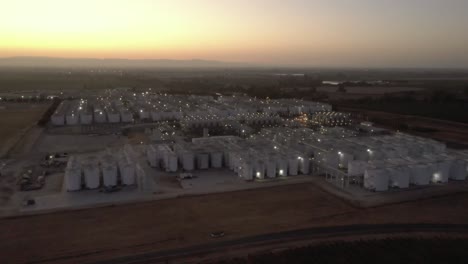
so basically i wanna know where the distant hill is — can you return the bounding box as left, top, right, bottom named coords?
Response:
left=0, top=56, right=249, bottom=68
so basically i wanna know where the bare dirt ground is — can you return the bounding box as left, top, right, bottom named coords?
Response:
left=0, top=103, right=50, bottom=157
left=1, top=183, right=468, bottom=263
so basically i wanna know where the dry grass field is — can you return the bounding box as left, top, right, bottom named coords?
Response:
left=1, top=183, right=468, bottom=263
left=0, top=103, right=50, bottom=157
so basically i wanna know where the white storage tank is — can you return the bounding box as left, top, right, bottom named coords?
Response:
left=432, top=160, right=451, bottom=183
left=51, top=114, right=65, bottom=126
left=196, top=153, right=209, bottom=169
left=182, top=152, right=195, bottom=171
left=165, top=152, right=178, bottom=172
left=121, top=111, right=134, bottom=123
left=66, top=113, right=79, bottom=125
left=107, top=111, right=121, bottom=123
left=102, top=164, right=118, bottom=187
left=240, top=161, right=253, bottom=180
left=119, top=162, right=135, bottom=185
left=146, top=145, right=159, bottom=168
left=94, top=110, right=107, bottom=123
left=364, top=169, right=389, bottom=192
left=389, top=167, right=410, bottom=189
left=65, top=157, right=82, bottom=191
left=83, top=163, right=100, bottom=189
left=266, top=159, right=277, bottom=178
left=276, top=158, right=288, bottom=177
left=254, top=160, right=265, bottom=179
left=80, top=112, right=93, bottom=125
left=450, top=160, right=467, bottom=180
left=338, top=151, right=353, bottom=169
left=298, top=157, right=310, bottom=175
left=210, top=151, right=223, bottom=168
left=409, top=164, right=431, bottom=185
left=288, top=157, right=299, bottom=176
left=65, top=167, right=82, bottom=191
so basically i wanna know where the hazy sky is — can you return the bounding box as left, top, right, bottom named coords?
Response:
left=1, top=0, right=468, bottom=67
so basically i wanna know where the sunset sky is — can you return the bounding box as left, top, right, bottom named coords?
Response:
left=1, top=0, right=468, bottom=67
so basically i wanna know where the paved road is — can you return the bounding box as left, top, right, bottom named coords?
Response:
left=87, top=223, right=468, bottom=264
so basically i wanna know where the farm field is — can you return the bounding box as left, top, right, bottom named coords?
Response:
left=1, top=183, right=468, bottom=263
left=0, top=103, right=50, bottom=157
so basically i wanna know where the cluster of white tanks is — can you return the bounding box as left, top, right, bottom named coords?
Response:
left=53, top=91, right=333, bottom=127
left=256, top=127, right=468, bottom=192
left=64, top=150, right=137, bottom=191
left=51, top=99, right=134, bottom=126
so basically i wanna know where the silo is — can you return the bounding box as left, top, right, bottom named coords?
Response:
left=120, top=110, right=134, bottom=123
left=240, top=161, right=253, bottom=180
left=146, top=145, right=157, bottom=167
left=196, top=153, right=209, bottom=169
left=288, top=157, right=299, bottom=176
left=119, top=162, right=135, bottom=185
left=94, top=110, right=107, bottom=123
left=51, top=114, right=65, bottom=126
left=182, top=152, right=195, bottom=171
left=389, top=167, right=410, bottom=188
left=107, top=111, right=121, bottom=123
left=66, top=113, right=79, bottom=125
left=65, top=167, right=82, bottom=191
left=102, top=164, right=118, bottom=187
left=210, top=151, right=223, bottom=168
left=450, top=160, right=467, bottom=180
left=338, top=151, right=354, bottom=169
left=80, top=112, right=93, bottom=125
left=83, top=163, right=100, bottom=189
left=433, top=160, right=451, bottom=183
left=101, top=155, right=117, bottom=187
left=276, top=157, right=288, bottom=177
left=364, top=168, right=389, bottom=192
left=266, top=159, right=277, bottom=178
left=253, top=160, right=265, bottom=179
left=409, top=164, right=430, bottom=185
left=166, top=152, right=178, bottom=172
left=65, top=157, right=82, bottom=191
left=299, top=157, right=310, bottom=175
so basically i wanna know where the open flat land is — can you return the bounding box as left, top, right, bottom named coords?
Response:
left=0, top=103, right=50, bottom=157
left=2, top=183, right=468, bottom=263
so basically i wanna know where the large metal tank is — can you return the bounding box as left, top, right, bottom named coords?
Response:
left=83, top=163, right=100, bottom=189
left=119, top=162, right=135, bottom=185
left=94, top=110, right=107, bottom=123
left=432, top=160, right=451, bottom=183
left=102, top=164, right=118, bottom=187
left=196, top=153, right=209, bottom=169
left=253, top=160, right=265, bottom=179
left=288, top=157, right=299, bottom=176
left=182, top=152, right=195, bottom=171
left=450, top=160, right=467, bottom=180
left=107, top=111, right=121, bottom=123
left=120, top=111, right=134, bottom=123
left=146, top=145, right=159, bottom=168
left=409, top=164, right=430, bottom=185
left=389, top=167, right=410, bottom=188
left=66, top=113, right=79, bottom=125
left=364, top=168, right=389, bottom=192
left=210, top=151, right=223, bottom=168
left=276, top=158, right=288, bottom=177
left=266, top=159, right=276, bottom=178
left=65, top=167, right=82, bottom=191
left=80, top=112, right=93, bottom=125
